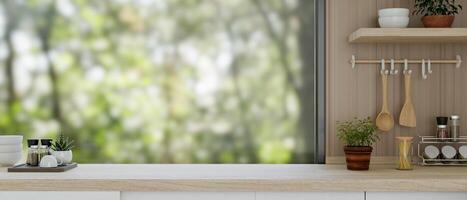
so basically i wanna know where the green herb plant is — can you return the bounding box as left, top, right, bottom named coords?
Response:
left=413, top=0, right=463, bottom=16
left=337, top=117, right=379, bottom=147
left=52, top=134, right=74, bottom=151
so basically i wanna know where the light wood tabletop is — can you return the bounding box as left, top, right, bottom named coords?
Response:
left=0, top=164, right=467, bottom=192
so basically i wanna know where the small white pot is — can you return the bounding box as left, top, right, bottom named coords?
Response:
left=52, top=150, right=73, bottom=165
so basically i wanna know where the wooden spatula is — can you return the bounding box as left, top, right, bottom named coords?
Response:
left=399, top=72, right=416, bottom=127
left=376, top=73, right=394, bottom=132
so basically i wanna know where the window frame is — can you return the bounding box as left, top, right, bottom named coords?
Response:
left=315, top=0, right=326, bottom=164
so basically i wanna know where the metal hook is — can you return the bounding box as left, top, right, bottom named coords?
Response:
left=422, top=59, right=427, bottom=79
left=456, top=55, right=462, bottom=68
left=351, top=55, right=356, bottom=69
left=403, top=59, right=411, bottom=75
left=389, top=59, right=398, bottom=75
left=380, top=59, right=389, bottom=75
left=427, top=59, right=433, bottom=74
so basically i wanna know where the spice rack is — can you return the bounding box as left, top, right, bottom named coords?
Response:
left=418, top=136, right=467, bottom=166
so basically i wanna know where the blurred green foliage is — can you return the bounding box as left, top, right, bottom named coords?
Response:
left=0, top=0, right=315, bottom=163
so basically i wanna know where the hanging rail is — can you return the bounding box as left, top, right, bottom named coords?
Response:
left=350, top=55, right=462, bottom=69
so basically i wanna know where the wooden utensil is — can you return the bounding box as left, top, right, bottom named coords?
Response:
left=376, top=73, right=394, bottom=132
left=399, top=72, right=416, bottom=127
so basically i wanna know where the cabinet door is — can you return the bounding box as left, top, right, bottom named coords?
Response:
left=366, top=192, right=467, bottom=200
left=0, top=191, right=120, bottom=200
left=121, top=192, right=255, bottom=200
left=256, top=192, right=364, bottom=200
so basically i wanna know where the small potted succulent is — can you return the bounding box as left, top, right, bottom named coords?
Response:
left=51, top=134, right=74, bottom=165
left=413, top=0, right=463, bottom=27
left=337, top=117, right=379, bottom=171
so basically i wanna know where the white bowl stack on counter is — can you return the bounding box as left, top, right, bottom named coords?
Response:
left=0, top=135, right=23, bottom=166
left=378, top=8, right=410, bottom=28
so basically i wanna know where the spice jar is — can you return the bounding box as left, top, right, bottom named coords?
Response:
left=396, top=136, right=413, bottom=170
left=450, top=115, right=460, bottom=142
left=40, top=139, right=53, bottom=155
left=38, top=139, right=52, bottom=163
left=437, top=125, right=449, bottom=142
left=26, top=139, right=39, bottom=166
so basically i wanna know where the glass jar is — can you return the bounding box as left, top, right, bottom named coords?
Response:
left=437, top=125, right=449, bottom=142
left=450, top=115, right=460, bottom=142
left=40, top=139, right=53, bottom=155
left=396, top=136, right=413, bottom=170
left=26, top=139, right=39, bottom=166
left=38, top=139, right=53, bottom=164
left=38, top=145, right=48, bottom=163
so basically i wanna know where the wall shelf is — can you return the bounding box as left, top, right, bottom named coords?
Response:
left=348, top=28, right=467, bottom=43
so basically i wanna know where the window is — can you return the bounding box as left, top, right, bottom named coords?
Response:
left=0, top=0, right=324, bottom=163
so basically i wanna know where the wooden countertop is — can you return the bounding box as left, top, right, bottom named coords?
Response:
left=1, top=164, right=467, bottom=192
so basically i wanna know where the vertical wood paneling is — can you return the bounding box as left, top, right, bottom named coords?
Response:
left=326, top=0, right=467, bottom=159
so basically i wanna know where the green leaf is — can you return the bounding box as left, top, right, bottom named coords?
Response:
left=52, top=133, right=74, bottom=151
left=336, top=117, right=379, bottom=147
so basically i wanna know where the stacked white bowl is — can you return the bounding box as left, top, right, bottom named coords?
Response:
left=0, top=135, right=23, bottom=166
left=378, top=8, right=410, bottom=28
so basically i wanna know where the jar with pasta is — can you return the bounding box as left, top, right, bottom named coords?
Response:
left=396, top=136, right=413, bottom=170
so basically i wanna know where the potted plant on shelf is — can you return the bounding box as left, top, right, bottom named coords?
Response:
left=337, top=117, right=379, bottom=171
left=51, top=134, right=74, bottom=165
left=413, top=0, right=463, bottom=27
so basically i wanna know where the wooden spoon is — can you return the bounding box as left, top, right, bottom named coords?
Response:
left=376, top=73, right=394, bottom=132
left=399, top=72, right=416, bottom=127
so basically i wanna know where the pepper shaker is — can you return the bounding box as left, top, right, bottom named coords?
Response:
left=26, top=139, right=39, bottom=166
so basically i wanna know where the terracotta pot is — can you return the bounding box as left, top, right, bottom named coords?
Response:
left=422, top=15, right=455, bottom=28
left=343, top=146, right=373, bottom=171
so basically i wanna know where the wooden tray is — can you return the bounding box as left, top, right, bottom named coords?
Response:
left=8, top=163, right=78, bottom=172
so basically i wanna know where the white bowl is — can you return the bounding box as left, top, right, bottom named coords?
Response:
left=378, top=16, right=409, bottom=28
left=378, top=8, right=409, bottom=17
left=0, top=135, right=23, bottom=145
left=0, top=152, right=22, bottom=166
left=0, top=144, right=22, bottom=153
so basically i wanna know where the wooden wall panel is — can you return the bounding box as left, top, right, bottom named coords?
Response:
left=326, top=0, right=467, bottom=160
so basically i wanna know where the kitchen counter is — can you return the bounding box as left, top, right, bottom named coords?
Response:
left=0, top=164, right=467, bottom=192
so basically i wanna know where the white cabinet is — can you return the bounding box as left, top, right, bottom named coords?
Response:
left=256, top=192, right=364, bottom=200
left=0, top=191, right=120, bottom=200
left=121, top=192, right=255, bottom=200
left=122, top=192, right=364, bottom=200
left=366, top=192, right=467, bottom=200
